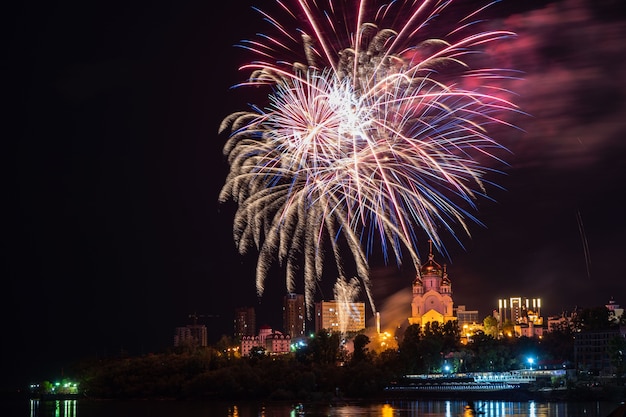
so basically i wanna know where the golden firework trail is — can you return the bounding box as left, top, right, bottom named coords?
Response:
left=219, top=0, right=524, bottom=316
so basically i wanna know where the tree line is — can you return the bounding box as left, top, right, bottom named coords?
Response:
left=59, top=306, right=624, bottom=401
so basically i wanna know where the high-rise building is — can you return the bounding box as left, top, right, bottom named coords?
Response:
left=574, top=328, right=622, bottom=376
left=234, top=306, right=256, bottom=339
left=283, top=293, right=306, bottom=338
left=315, top=300, right=366, bottom=333
left=497, top=297, right=542, bottom=325
left=509, top=297, right=523, bottom=323
left=173, top=324, right=208, bottom=347
left=496, top=297, right=544, bottom=338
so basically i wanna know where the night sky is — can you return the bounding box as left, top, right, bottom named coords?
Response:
left=6, top=0, right=626, bottom=390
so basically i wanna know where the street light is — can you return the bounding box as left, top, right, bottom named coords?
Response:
left=527, top=357, right=534, bottom=370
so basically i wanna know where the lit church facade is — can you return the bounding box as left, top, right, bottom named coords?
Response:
left=408, top=244, right=456, bottom=327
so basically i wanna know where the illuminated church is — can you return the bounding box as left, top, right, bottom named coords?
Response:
left=408, top=242, right=455, bottom=327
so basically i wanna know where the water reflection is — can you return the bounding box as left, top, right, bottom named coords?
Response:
left=30, top=400, right=76, bottom=417
left=23, top=398, right=621, bottom=417
left=324, top=400, right=619, bottom=417
left=227, top=404, right=239, bottom=417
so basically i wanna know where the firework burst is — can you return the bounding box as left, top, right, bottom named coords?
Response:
left=219, top=0, right=523, bottom=316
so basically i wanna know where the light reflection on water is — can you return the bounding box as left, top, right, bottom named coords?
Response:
left=30, top=400, right=76, bottom=417
left=24, top=398, right=622, bottom=417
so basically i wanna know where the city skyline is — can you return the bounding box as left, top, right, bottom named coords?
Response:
left=173, top=288, right=621, bottom=349
left=6, top=0, right=626, bottom=392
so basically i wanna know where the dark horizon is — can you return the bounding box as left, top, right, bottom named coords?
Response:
left=6, top=0, right=626, bottom=392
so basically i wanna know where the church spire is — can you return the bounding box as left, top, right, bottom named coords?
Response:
left=421, top=239, right=442, bottom=276
left=428, top=239, right=434, bottom=262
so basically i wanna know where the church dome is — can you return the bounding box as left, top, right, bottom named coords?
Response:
left=421, top=253, right=442, bottom=276
left=416, top=240, right=445, bottom=279
left=422, top=261, right=441, bottom=274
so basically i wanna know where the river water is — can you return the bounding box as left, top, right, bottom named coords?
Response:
left=10, top=398, right=625, bottom=417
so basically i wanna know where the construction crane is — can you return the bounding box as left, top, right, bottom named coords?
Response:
left=188, top=312, right=220, bottom=325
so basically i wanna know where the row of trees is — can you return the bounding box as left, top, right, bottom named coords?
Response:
left=60, top=307, right=625, bottom=400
